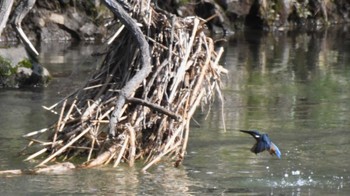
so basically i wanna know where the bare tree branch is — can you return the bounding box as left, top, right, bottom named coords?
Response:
left=10, top=0, right=39, bottom=56
left=102, top=0, right=151, bottom=137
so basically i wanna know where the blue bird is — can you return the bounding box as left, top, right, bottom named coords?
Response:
left=240, top=130, right=281, bottom=159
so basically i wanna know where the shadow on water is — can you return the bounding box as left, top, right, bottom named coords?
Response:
left=1, top=26, right=350, bottom=195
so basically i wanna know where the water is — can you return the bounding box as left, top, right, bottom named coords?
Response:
left=186, top=27, right=350, bottom=195
left=1, top=27, right=350, bottom=195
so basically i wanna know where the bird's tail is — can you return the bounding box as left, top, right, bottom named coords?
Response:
left=270, top=142, right=281, bottom=159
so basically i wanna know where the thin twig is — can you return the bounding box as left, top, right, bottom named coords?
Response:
left=37, top=126, right=92, bottom=167
left=126, top=123, right=136, bottom=167
left=127, top=97, right=180, bottom=120
left=52, top=99, right=67, bottom=148
left=113, top=135, right=129, bottom=167
left=24, top=148, right=47, bottom=162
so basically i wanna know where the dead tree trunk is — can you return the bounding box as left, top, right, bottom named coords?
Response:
left=9, top=0, right=38, bottom=56
left=0, top=0, right=14, bottom=37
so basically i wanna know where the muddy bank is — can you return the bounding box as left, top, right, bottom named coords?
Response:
left=0, top=1, right=110, bottom=42
left=160, top=0, right=350, bottom=32
left=1, top=1, right=350, bottom=43
left=0, top=1, right=105, bottom=87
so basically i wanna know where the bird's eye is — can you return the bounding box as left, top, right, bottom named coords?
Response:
left=255, top=135, right=260, bottom=138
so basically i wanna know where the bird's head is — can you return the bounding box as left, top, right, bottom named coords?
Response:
left=240, top=130, right=262, bottom=140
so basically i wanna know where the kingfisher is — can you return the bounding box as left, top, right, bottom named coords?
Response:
left=240, top=130, right=281, bottom=159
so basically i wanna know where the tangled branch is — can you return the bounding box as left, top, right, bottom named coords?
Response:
left=22, top=0, right=227, bottom=171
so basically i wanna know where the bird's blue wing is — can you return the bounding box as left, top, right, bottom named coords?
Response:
left=250, top=143, right=258, bottom=154
left=253, top=139, right=269, bottom=153
left=270, top=142, right=281, bottom=159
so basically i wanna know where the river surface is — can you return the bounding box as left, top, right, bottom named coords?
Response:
left=1, top=27, right=350, bottom=195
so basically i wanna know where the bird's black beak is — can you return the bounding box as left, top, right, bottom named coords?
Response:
left=240, top=130, right=255, bottom=136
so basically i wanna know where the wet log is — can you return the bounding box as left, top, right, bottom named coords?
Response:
left=0, top=162, right=75, bottom=176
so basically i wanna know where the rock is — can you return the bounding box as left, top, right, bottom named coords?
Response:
left=194, top=0, right=228, bottom=35
left=225, top=0, right=254, bottom=23
left=16, top=67, right=33, bottom=77
left=16, top=63, right=51, bottom=87
left=49, top=13, right=65, bottom=25
left=41, top=22, right=73, bottom=42
left=80, top=22, right=98, bottom=38
left=0, top=45, right=51, bottom=88
left=1, top=2, right=109, bottom=42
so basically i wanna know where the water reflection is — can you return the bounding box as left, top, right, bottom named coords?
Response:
left=1, top=26, right=350, bottom=195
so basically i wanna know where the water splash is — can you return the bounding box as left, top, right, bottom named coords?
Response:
left=270, top=176, right=317, bottom=188
left=256, top=172, right=348, bottom=191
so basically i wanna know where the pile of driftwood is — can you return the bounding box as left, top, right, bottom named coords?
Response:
left=22, top=0, right=227, bottom=171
